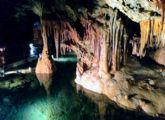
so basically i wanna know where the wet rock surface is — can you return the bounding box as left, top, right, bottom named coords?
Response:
left=152, top=47, right=165, bottom=66
left=75, top=56, right=165, bottom=117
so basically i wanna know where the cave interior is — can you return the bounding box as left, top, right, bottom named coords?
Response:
left=0, top=0, right=165, bottom=119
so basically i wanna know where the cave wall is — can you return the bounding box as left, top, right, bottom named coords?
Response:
left=32, top=0, right=165, bottom=75
left=30, top=0, right=165, bottom=116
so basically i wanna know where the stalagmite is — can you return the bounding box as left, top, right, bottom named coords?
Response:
left=93, top=29, right=101, bottom=67
left=35, top=50, right=54, bottom=95
left=104, top=30, right=109, bottom=73
left=35, top=24, right=55, bottom=95
left=99, top=29, right=109, bottom=76
left=131, top=34, right=140, bottom=56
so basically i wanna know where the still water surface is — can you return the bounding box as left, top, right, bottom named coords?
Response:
left=0, top=61, right=163, bottom=120
left=0, top=44, right=163, bottom=120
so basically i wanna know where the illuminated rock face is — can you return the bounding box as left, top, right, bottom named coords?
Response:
left=153, top=47, right=165, bottom=66
left=75, top=60, right=165, bottom=116
left=31, top=0, right=165, bottom=116
left=35, top=49, right=55, bottom=95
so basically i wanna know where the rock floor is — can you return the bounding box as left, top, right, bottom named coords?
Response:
left=75, top=56, right=165, bottom=117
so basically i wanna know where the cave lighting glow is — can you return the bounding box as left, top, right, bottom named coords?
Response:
left=12, top=97, right=48, bottom=120
left=7, top=90, right=81, bottom=120
left=51, top=55, right=77, bottom=62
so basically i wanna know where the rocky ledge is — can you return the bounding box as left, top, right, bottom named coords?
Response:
left=75, top=57, right=165, bottom=117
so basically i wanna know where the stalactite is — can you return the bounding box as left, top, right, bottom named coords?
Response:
left=108, top=28, right=112, bottom=67
left=46, top=20, right=52, bottom=37
left=41, top=20, right=81, bottom=58
left=114, top=20, right=120, bottom=71
left=40, top=12, right=128, bottom=74
left=33, top=28, right=40, bottom=45
left=153, top=0, right=165, bottom=25
left=104, top=29, right=110, bottom=73
left=108, top=12, right=115, bottom=68
left=42, top=20, right=51, bottom=38
left=80, top=17, right=101, bottom=68
left=149, top=19, right=154, bottom=48
left=111, top=10, right=118, bottom=72
left=62, top=21, right=79, bottom=42
left=105, top=10, right=125, bottom=72
left=161, top=23, right=165, bottom=46
left=139, top=20, right=150, bottom=57
left=139, top=18, right=165, bottom=57
left=153, top=19, right=162, bottom=47
left=118, top=21, right=124, bottom=69
left=60, top=43, right=71, bottom=55
left=54, top=28, right=60, bottom=58
left=123, top=29, right=128, bottom=65
left=82, top=20, right=93, bottom=41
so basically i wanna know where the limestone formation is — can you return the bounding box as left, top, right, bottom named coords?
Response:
left=24, top=0, right=165, bottom=116
left=153, top=47, right=165, bottom=66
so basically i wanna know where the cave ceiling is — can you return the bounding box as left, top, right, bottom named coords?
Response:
left=26, top=0, right=161, bottom=23
left=52, top=0, right=161, bottom=23
left=104, top=0, right=160, bottom=22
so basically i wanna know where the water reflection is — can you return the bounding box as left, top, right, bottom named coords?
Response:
left=0, top=46, right=6, bottom=77
left=0, top=46, right=6, bottom=66
left=75, top=84, right=161, bottom=120
left=0, top=55, right=163, bottom=120
left=0, top=56, right=5, bottom=65
left=35, top=73, right=53, bottom=96
left=76, top=85, right=108, bottom=120
left=98, top=102, right=107, bottom=120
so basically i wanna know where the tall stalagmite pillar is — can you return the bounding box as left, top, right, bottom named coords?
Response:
left=35, top=24, right=55, bottom=95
